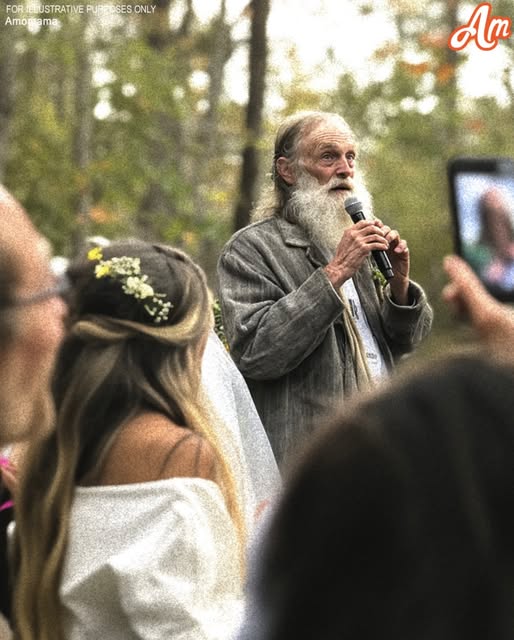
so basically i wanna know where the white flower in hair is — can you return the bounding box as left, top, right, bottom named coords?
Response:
left=88, top=247, right=173, bottom=324
left=124, top=276, right=155, bottom=300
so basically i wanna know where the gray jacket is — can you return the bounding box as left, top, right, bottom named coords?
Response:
left=217, top=216, right=433, bottom=466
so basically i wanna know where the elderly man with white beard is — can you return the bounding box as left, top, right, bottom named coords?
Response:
left=217, top=111, right=433, bottom=467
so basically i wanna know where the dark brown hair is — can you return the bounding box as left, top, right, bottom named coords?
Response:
left=257, top=355, right=514, bottom=640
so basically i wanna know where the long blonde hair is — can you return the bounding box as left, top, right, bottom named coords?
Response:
left=13, top=241, right=245, bottom=640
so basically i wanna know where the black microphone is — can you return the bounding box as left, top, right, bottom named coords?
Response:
left=344, top=196, right=394, bottom=281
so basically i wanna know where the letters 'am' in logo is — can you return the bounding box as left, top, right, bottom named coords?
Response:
left=448, top=2, right=512, bottom=51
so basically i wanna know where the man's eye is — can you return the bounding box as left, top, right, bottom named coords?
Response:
left=321, top=153, right=334, bottom=161
left=347, top=153, right=356, bottom=161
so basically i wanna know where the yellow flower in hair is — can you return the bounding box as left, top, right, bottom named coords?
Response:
left=95, top=263, right=112, bottom=278
left=87, top=247, right=103, bottom=262
left=87, top=249, right=172, bottom=323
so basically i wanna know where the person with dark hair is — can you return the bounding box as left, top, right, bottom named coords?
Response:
left=217, top=110, right=433, bottom=467
left=13, top=241, right=248, bottom=640
left=238, top=353, right=514, bottom=640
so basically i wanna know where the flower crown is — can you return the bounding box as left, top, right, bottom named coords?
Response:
left=87, top=247, right=173, bottom=324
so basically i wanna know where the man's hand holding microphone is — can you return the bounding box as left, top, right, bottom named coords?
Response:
left=323, top=197, right=411, bottom=305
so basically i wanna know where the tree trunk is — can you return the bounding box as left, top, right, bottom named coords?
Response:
left=233, top=0, right=270, bottom=232
left=442, top=0, right=460, bottom=147
left=71, top=15, right=93, bottom=252
left=136, top=0, right=189, bottom=239
left=200, top=0, right=232, bottom=155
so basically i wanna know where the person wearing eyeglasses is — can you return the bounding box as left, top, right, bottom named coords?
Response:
left=0, top=185, right=67, bottom=638
left=0, top=184, right=67, bottom=455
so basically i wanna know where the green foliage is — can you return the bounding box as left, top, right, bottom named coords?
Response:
left=2, top=0, right=514, bottom=364
left=3, top=4, right=244, bottom=274
left=6, top=91, right=77, bottom=254
left=322, top=0, right=514, bottom=352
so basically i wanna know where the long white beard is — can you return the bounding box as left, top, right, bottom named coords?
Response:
left=289, top=170, right=374, bottom=256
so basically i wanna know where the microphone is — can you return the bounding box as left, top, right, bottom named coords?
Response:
left=344, top=196, right=394, bottom=281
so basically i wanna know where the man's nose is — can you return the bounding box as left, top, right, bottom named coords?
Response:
left=335, top=157, right=353, bottom=177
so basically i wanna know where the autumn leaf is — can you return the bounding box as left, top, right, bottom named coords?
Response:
left=401, top=61, right=431, bottom=76
left=90, top=207, right=114, bottom=223
left=465, top=118, right=485, bottom=132
left=419, top=33, right=447, bottom=49
left=435, top=63, right=455, bottom=84
left=372, top=42, right=401, bottom=61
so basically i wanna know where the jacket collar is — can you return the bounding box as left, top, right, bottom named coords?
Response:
left=275, top=216, right=331, bottom=268
left=275, top=216, right=310, bottom=247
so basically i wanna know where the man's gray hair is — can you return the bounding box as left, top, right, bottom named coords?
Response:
left=253, top=111, right=356, bottom=222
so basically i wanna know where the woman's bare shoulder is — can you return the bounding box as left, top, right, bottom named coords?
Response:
left=97, top=412, right=217, bottom=485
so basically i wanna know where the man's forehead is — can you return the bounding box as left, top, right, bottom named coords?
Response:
left=301, top=123, right=356, bottom=152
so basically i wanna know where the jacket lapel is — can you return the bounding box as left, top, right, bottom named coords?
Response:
left=275, top=217, right=330, bottom=269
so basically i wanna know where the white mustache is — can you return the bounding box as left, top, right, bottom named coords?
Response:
left=325, top=176, right=354, bottom=192
left=294, top=167, right=374, bottom=222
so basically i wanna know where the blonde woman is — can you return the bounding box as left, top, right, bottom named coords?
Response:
left=14, top=241, right=245, bottom=640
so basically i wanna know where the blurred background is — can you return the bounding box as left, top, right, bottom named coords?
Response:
left=1, top=0, right=513, bottom=355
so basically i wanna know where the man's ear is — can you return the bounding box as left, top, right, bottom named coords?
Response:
left=275, top=157, right=296, bottom=185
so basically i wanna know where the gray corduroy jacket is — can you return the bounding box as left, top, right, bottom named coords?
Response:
left=217, top=216, right=433, bottom=467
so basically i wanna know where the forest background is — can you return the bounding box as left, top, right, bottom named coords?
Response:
left=1, top=0, right=513, bottom=356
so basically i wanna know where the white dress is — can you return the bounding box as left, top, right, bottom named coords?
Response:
left=201, top=333, right=281, bottom=530
left=59, top=332, right=279, bottom=639
left=60, top=477, right=244, bottom=640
